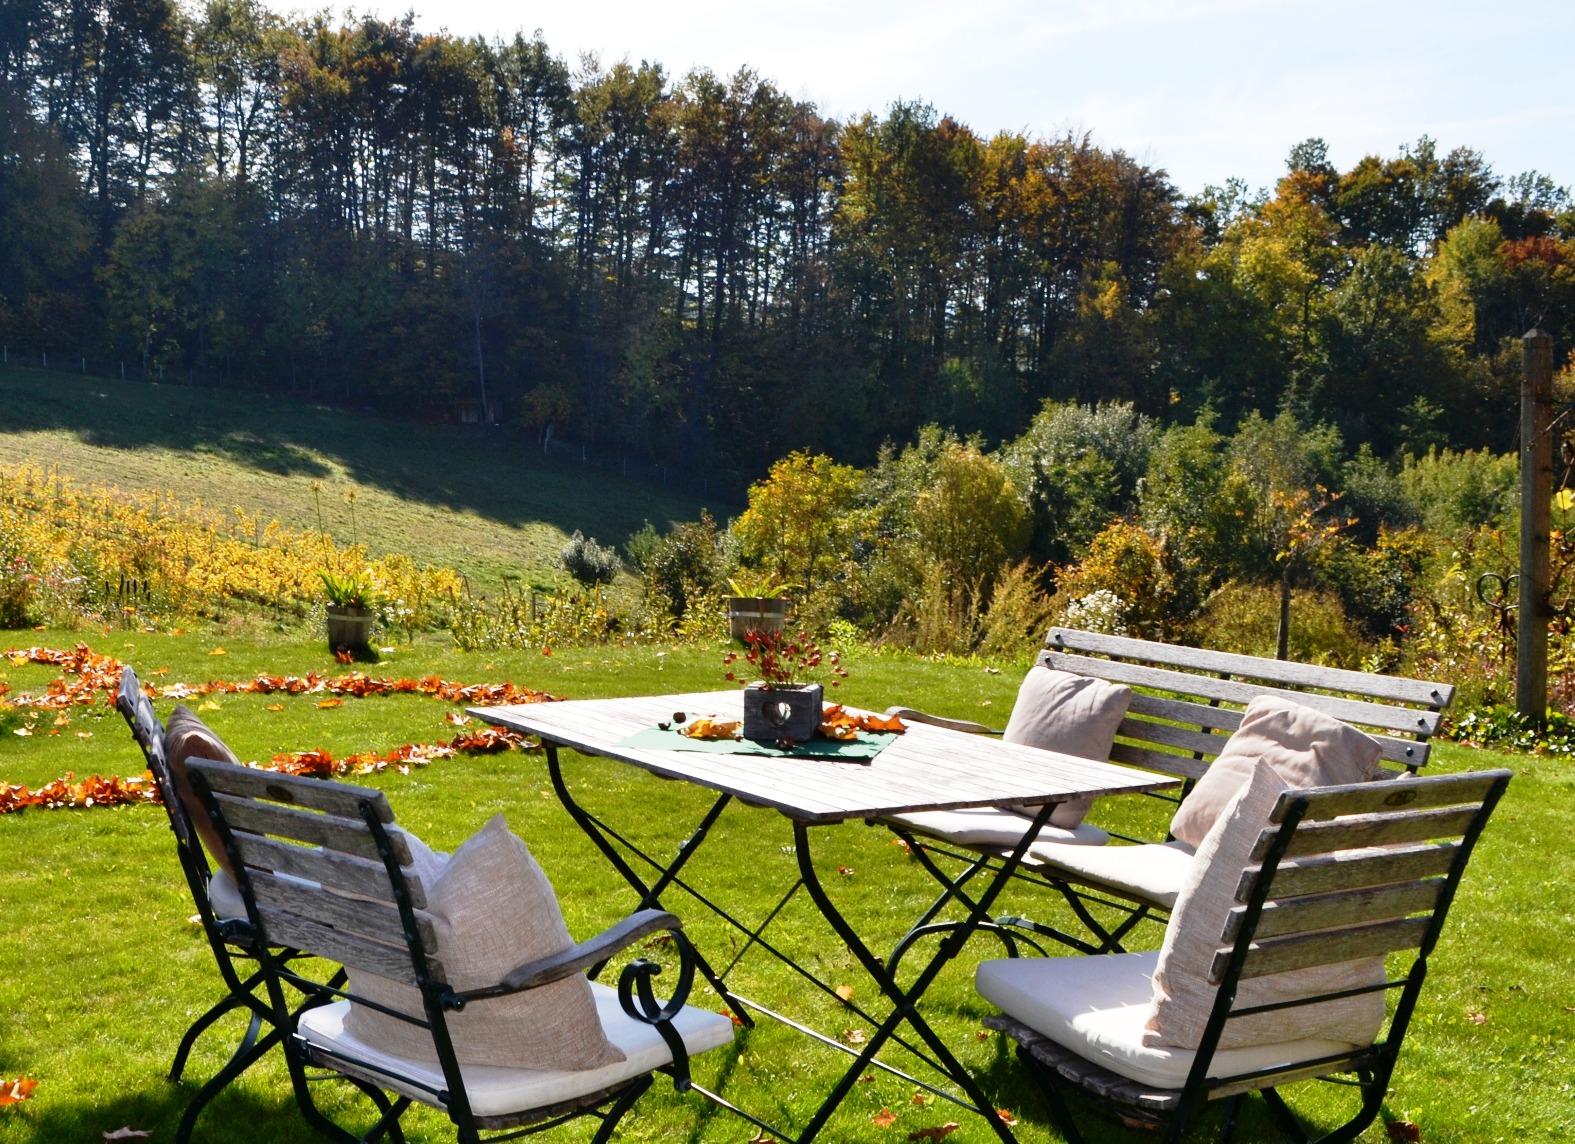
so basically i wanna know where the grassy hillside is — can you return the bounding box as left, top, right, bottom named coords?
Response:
left=0, top=367, right=714, bottom=588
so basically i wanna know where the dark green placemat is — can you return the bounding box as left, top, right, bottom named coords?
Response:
left=617, top=726, right=898, bottom=762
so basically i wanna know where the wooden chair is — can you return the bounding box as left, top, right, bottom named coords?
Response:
left=184, top=757, right=735, bottom=1144
left=116, top=666, right=333, bottom=1143
left=976, top=769, right=1510, bottom=1143
left=882, top=627, right=1455, bottom=960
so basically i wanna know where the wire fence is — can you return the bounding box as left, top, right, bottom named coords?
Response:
left=1, top=348, right=748, bottom=507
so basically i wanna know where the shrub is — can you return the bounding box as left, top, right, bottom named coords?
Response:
left=977, top=561, right=1057, bottom=661
left=642, top=512, right=729, bottom=623
left=1195, top=581, right=1369, bottom=669
left=1399, top=447, right=1518, bottom=535
left=912, top=443, right=1030, bottom=604
left=560, top=530, right=621, bottom=586
left=1052, top=520, right=1179, bottom=638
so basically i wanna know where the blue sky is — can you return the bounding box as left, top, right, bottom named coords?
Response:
left=258, top=0, right=1574, bottom=197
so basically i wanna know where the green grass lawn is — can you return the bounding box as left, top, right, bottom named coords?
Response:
left=1, top=631, right=1571, bottom=1143
left=0, top=367, right=715, bottom=588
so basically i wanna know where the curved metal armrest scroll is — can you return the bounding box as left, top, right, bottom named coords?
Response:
left=616, top=927, right=699, bottom=1090
left=452, top=909, right=682, bottom=1007
left=883, top=705, right=1002, bottom=736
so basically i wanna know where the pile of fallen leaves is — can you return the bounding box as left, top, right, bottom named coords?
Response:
left=0, top=644, right=554, bottom=816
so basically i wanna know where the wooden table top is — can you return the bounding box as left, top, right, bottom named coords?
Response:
left=472, top=691, right=1177, bottom=824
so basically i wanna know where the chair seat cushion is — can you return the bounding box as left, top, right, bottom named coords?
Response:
left=1024, top=839, right=1195, bottom=909
left=299, top=983, right=736, bottom=1118
left=975, top=951, right=1361, bottom=1091
left=886, top=808, right=1110, bottom=849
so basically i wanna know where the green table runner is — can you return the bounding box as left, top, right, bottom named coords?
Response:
left=617, top=726, right=898, bottom=763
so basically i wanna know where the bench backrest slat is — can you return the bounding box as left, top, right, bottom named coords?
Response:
left=1046, top=629, right=1455, bottom=709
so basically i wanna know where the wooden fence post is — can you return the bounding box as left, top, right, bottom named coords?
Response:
left=1518, top=328, right=1555, bottom=725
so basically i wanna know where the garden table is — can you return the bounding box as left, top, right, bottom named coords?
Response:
left=473, top=691, right=1176, bottom=1143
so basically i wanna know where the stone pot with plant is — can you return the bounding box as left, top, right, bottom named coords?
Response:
left=724, top=571, right=800, bottom=643
left=726, top=628, right=846, bottom=743
left=321, top=568, right=378, bottom=653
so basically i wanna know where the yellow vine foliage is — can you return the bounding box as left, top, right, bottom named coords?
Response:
left=0, top=463, right=463, bottom=626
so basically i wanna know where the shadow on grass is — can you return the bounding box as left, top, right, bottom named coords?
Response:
left=0, top=369, right=710, bottom=546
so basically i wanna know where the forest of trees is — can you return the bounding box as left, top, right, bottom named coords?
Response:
left=3, top=0, right=1573, bottom=475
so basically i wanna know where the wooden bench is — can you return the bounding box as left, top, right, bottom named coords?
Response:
left=882, top=626, right=1456, bottom=957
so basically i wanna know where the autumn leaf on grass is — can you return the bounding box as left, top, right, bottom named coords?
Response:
left=906, top=1125, right=959, bottom=1141
left=102, top=1128, right=152, bottom=1141
left=208, top=647, right=227, bottom=656
left=445, top=711, right=471, bottom=726
left=0, top=1077, right=37, bottom=1106
left=839, top=1028, right=867, bottom=1046
left=1467, top=1009, right=1488, bottom=1025
left=197, top=700, right=220, bottom=712
left=720, top=1009, right=746, bottom=1027
left=996, top=1109, right=1018, bottom=1126
left=837, top=865, right=855, bottom=877
left=834, top=984, right=855, bottom=1005
left=265, top=703, right=284, bottom=712
left=872, top=1108, right=898, bottom=1129
left=316, top=698, right=344, bottom=710
left=1387, top=1121, right=1422, bottom=1143
left=52, top=713, right=70, bottom=727
left=910, top=1091, right=932, bottom=1107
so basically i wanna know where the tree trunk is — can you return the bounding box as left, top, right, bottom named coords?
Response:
left=1276, top=569, right=1292, bottom=661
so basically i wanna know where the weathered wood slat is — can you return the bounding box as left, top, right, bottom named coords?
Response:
left=1252, top=806, right=1482, bottom=860
left=257, top=906, right=432, bottom=984
left=187, top=758, right=393, bottom=822
left=231, top=834, right=428, bottom=909
left=1217, top=916, right=1433, bottom=981
left=1107, top=741, right=1210, bottom=781
left=1122, top=695, right=1429, bottom=766
left=1045, top=652, right=1439, bottom=738
left=1223, top=880, right=1444, bottom=940
left=1044, top=628, right=1454, bottom=709
left=1274, top=771, right=1508, bottom=823
left=249, top=871, right=431, bottom=950
left=209, top=793, right=410, bottom=865
left=1238, top=841, right=1459, bottom=900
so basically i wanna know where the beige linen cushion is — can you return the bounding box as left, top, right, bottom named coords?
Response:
left=1169, top=695, right=1382, bottom=849
left=1144, top=763, right=1387, bottom=1050
left=344, top=815, right=624, bottom=1071
left=1003, top=667, right=1132, bottom=827
left=163, top=705, right=245, bottom=876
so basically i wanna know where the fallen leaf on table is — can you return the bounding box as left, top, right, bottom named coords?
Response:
left=680, top=716, right=741, bottom=741
left=872, top=1108, right=898, bottom=1129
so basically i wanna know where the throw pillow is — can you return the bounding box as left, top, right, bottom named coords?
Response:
left=1144, top=762, right=1387, bottom=1050
left=1003, top=667, right=1132, bottom=827
left=163, top=705, right=245, bottom=877
left=1169, top=695, right=1382, bottom=849
left=344, top=814, right=624, bottom=1070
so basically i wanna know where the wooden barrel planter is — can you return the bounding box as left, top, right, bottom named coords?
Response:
left=326, top=604, right=375, bottom=653
left=727, top=596, right=789, bottom=643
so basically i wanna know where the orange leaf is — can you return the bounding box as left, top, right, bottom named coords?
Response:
left=680, top=716, right=742, bottom=741
left=906, top=1124, right=959, bottom=1141
left=872, top=1108, right=898, bottom=1129
left=834, top=984, right=855, bottom=1004
left=0, top=1076, right=37, bottom=1105
left=207, top=647, right=227, bottom=656
left=1387, top=1122, right=1422, bottom=1143
left=265, top=703, right=284, bottom=712
left=315, top=698, right=344, bottom=709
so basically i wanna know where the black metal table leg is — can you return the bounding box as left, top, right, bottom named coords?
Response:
left=544, top=744, right=752, bottom=1024
left=789, top=802, right=1058, bottom=1144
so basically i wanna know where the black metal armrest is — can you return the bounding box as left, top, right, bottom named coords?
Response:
left=884, top=705, right=1002, bottom=736
left=456, top=909, right=682, bottom=1002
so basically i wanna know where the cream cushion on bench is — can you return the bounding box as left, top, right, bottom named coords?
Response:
left=1023, top=838, right=1195, bottom=907
left=887, top=668, right=1130, bottom=847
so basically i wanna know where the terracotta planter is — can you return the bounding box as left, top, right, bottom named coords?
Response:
left=727, top=596, right=789, bottom=642
left=326, top=604, right=375, bottom=653
left=742, top=682, right=823, bottom=743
